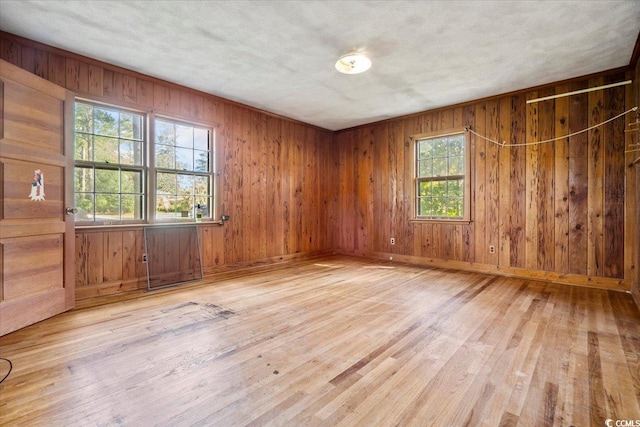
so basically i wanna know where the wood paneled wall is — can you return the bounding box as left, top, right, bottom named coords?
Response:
left=329, top=72, right=638, bottom=291
left=2, top=31, right=638, bottom=298
left=632, top=52, right=640, bottom=306
left=1, top=32, right=332, bottom=298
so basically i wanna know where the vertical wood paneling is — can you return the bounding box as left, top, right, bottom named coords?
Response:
left=626, top=68, right=638, bottom=288
left=103, top=69, right=123, bottom=101
left=102, top=232, right=123, bottom=282
left=123, top=74, right=137, bottom=103
left=538, top=88, right=555, bottom=272
left=0, top=39, right=21, bottom=65
left=568, top=83, right=589, bottom=275
left=87, top=65, right=103, bottom=96
left=510, top=95, right=526, bottom=268
left=486, top=100, right=500, bottom=266
left=47, top=52, right=65, bottom=86
left=75, top=234, right=87, bottom=286
left=136, top=79, right=153, bottom=108
left=86, top=233, right=104, bottom=285
left=474, top=103, right=487, bottom=264
left=122, top=230, right=138, bottom=280
left=588, top=78, right=604, bottom=277
left=603, top=77, right=626, bottom=278
left=462, top=105, right=476, bottom=262
left=1, top=33, right=633, bottom=295
left=498, top=97, right=511, bottom=267
left=554, top=85, right=570, bottom=274
left=525, top=92, right=539, bottom=270
left=266, top=116, right=283, bottom=257
left=388, top=121, right=402, bottom=256
left=21, top=45, right=35, bottom=74
left=33, top=49, right=48, bottom=79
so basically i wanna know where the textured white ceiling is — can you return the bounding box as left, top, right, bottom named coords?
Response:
left=1, top=0, right=638, bottom=130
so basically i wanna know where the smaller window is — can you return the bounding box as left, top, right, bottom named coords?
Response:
left=154, top=118, right=214, bottom=222
left=415, top=131, right=469, bottom=221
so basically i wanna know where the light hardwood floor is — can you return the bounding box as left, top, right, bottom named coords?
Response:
left=1, top=255, right=639, bottom=426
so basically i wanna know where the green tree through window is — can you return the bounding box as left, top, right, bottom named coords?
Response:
left=154, top=118, right=212, bottom=221
left=74, top=102, right=144, bottom=223
left=415, top=132, right=469, bottom=220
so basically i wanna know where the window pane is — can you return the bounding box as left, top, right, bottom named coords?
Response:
left=194, top=176, right=209, bottom=196
left=121, top=194, right=143, bottom=220
left=418, top=180, right=431, bottom=197
left=94, top=108, right=119, bottom=137
left=449, top=137, right=464, bottom=156
left=75, top=193, right=94, bottom=221
left=95, top=168, right=119, bottom=193
left=418, top=140, right=431, bottom=160
left=178, top=174, right=194, bottom=195
left=194, top=150, right=209, bottom=172
left=448, top=197, right=464, bottom=217
left=194, top=128, right=208, bottom=150
left=121, top=170, right=142, bottom=194
left=156, top=120, right=175, bottom=145
left=94, top=136, right=119, bottom=164
left=447, top=179, right=463, bottom=196
left=156, top=196, right=178, bottom=218
left=75, top=167, right=94, bottom=192
left=176, top=147, right=194, bottom=171
left=120, top=113, right=134, bottom=139
left=418, top=160, right=431, bottom=177
left=75, top=103, right=93, bottom=133
left=176, top=125, right=193, bottom=148
left=431, top=180, right=447, bottom=198
left=156, top=145, right=175, bottom=169
left=432, top=138, right=447, bottom=157
left=157, top=172, right=177, bottom=195
left=432, top=157, right=447, bottom=176
left=75, top=134, right=92, bottom=162
left=96, top=194, right=120, bottom=219
left=449, top=155, right=464, bottom=175
left=131, top=114, right=143, bottom=140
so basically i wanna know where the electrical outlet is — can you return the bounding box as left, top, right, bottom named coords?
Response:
left=390, top=237, right=396, bottom=245
left=142, top=253, right=148, bottom=263
left=489, top=245, right=495, bottom=254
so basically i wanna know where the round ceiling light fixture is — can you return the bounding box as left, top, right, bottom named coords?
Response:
left=335, top=52, right=371, bottom=74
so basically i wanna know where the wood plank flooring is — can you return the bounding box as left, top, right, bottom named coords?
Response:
left=1, top=255, right=639, bottom=426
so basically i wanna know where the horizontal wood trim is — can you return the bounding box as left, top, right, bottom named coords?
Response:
left=363, top=251, right=632, bottom=291
left=74, top=278, right=146, bottom=300
left=75, top=249, right=332, bottom=301
left=1, top=221, right=65, bottom=238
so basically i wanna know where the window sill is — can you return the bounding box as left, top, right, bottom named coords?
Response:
left=75, top=220, right=224, bottom=231
left=409, top=218, right=472, bottom=225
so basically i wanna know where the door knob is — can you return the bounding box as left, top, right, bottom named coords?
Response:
left=66, top=207, right=78, bottom=215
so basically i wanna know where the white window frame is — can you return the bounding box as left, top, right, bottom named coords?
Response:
left=412, top=129, right=471, bottom=223
left=150, top=114, right=216, bottom=223
left=73, top=99, right=219, bottom=226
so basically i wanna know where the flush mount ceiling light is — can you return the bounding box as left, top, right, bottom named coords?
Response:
left=335, top=52, right=371, bottom=74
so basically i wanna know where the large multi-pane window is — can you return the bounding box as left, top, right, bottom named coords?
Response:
left=415, top=132, right=469, bottom=221
left=74, top=102, right=145, bottom=223
left=154, top=118, right=213, bottom=221
left=74, top=101, right=215, bottom=225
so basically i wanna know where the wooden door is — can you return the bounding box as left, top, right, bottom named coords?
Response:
left=0, top=59, right=75, bottom=336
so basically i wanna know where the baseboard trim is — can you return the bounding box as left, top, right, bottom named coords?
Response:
left=332, top=250, right=633, bottom=292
